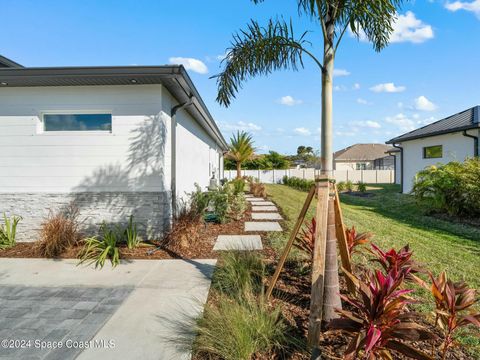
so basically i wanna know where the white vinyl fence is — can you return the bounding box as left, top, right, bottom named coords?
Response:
left=224, top=168, right=395, bottom=184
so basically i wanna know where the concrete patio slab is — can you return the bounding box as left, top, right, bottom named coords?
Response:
left=252, top=205, right=278, bottom=212
left=251, top=213, right=282, bottom=220
left=213, top=235, right=263, bottom=250
left=245, top=221, right=282, bottom=232
left=250, top=201, right=275, bottom=206
left=0, top=258, right=216, bottom=360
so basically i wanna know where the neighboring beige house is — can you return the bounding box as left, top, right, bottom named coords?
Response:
left=386, top=105, right=479, bottom=194
left=333, top=143, right=394, bottom=171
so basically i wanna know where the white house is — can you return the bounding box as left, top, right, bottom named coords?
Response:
left=333, top=143, right=394, bottom=171
left=386, top=106, right=479, bottom=193
left=0, top=55, right=228, bottom=241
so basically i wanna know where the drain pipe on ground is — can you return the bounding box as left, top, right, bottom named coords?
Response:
left=462, top=130, right=479, bottom=157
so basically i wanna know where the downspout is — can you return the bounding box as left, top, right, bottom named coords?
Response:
left=170, top=95, right=194, bottom=219
left=462, top=130, right=479, bottom=157
left=392, top=144, right=404, bottom=194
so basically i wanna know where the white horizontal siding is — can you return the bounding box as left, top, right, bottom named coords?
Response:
left=0, top=85, right=169, bottom=193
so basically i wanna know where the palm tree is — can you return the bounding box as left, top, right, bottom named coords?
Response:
left=227, top=131, right=255, bottom=178
left=213, top=0, right=405, bottom=351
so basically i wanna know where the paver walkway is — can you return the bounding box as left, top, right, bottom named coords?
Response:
left=252, top=205, right=277, bottom=212
left=0, top=258, right=216, bottom=360
left=213, top=235, right=263, bottom=250
left=245, top=221, right=282, bottom=232
left=250, top=201, right=276, bottom=206
left=251, top=212, right=282, bottom=220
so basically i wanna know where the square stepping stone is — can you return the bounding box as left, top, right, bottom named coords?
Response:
left=244, top=194, right=253, bottom=198
left=213, top=235, right=263, bottom=251
left=245, top=222, right=282, bottom=232
left=246, top=197, right=264, bottom=202
left=252, top=206, right=277, bottom=212
left=252, top=212, right=282, bottom=220
left=250, top=201, right=275, bottom=206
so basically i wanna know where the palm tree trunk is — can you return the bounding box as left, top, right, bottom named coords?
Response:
left=320, top=22, right=341, bottom=323
left=236, top=162, right=242, bottom=179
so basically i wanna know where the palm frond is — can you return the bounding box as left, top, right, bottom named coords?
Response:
left=227, top=131, right=255, bottom=163
left=212, top=19, right=314, bottom=107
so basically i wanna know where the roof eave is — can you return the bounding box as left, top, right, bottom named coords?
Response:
left=386, top=124, right=480, bottom=144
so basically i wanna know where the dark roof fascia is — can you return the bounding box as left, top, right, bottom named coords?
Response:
left=386, top=124, right=480, bottom=144
left=0, top=55, right=23, bottom=68
left=0, top=65, right=228, bottom=150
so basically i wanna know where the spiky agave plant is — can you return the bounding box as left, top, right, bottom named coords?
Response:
left=430, top=271, right=480, bottom=359
left=329, top=269, right=435, bottom=360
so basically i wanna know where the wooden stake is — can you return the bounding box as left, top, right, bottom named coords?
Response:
left=265, top=184, right=316, bottom=300
left=333, top=184, right=355, bottom=293
left=308, top=177, right=330, bottom=347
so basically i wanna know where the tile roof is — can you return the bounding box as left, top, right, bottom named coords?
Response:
left=334, top=143, right=394, bottom=161
left=386, top=106, right=480, bottom=144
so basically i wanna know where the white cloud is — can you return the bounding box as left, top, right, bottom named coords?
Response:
left=351, top=120, right=381, bottom=129
left=370, top=82, right=406, bottom=93
left=417, top=116, right=437, bottom=126
left=353, top=11, right=433, bottom=44
left=446, top=0, right=480, bottom=17
left=357, top=98, right=370, bottom=105
left=385, top=113, right=416, bottom=131
left=219, top=121, right=262, bottom=132
left=333, top=68, right=350, bottom=77
left=294, top=127, right=311, bottom=136
left=335, top=130, right=356, bottom=137
left=169, top=57, right=208, bottom=74
left=334, top=85, right=347, bottom=91
left=278, top=95, right=303, bottom=106
left=390, top=11, right=434, bottom=43
left=352, top=83, right=361, bottom=90
left=414, top=96, right=437, bottom=111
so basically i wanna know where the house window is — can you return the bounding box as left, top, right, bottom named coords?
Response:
left=356, top=163, right=367, bottom=170
left=423, top=145, right=443, bottom=159
left=43, top=113, right=112, bottom=132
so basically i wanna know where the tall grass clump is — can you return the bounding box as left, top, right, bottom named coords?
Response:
left=193, top=296, right=289, bottom=360
left=0, top=213, right=22, bottom=249
left=37, top=204, right=80, bottom=257
left=78, top=222, right=120, bottom=269
left=212, top=251, right=265, bottom=299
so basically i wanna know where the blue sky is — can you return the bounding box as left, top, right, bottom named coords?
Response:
left=2, top=0, right=480, bottom=154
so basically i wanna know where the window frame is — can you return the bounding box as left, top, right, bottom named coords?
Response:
left=356, top=162, right=367, bottom=170
left=423, top=145, right=443, bottom=159
left=38, top=111, right=113, bottom=135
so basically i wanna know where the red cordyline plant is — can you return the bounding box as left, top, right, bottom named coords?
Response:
left=345, top=226, right=372, bottom=255
left=370, top=244, right=425, bottom=285
left=329, top=268, right=435, bottom=360
left=294, top=217, right=315, bottom=256
left=430, top=271, right=480, bottom=360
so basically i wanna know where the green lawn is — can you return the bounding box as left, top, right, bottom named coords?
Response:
left=266, top=183, right=480, bottom=356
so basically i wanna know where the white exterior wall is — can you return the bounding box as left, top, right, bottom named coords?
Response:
left=0, top=85, right=170, bottom=193
left=161, top=90, right=224, bottom=203
left=400, top=130, right=477, bottom=193
left=394, top=153, right=401, bottom=185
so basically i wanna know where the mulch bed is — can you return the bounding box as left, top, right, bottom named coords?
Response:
left=0, top=206, right=256, bottom=261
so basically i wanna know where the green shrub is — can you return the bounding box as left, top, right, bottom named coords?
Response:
left=193, top=296, right=289, bottom=360
left=0, top=213, right=22, bottom=249
left=413, top=158, right=480, bottom=216
left=124, top=215, right=141, bottom=249
left=345, top=180, right=354, bottom=192
left=356, top=181, right=367, bottom=193
left=336, top=181, right=346, bottom=192
left=229, top=178, right=246, bottom=195
left=213, top=251, right=265, bottom=299
left=78, top=223, right=120, bottom=269
left=282, top=176, right=315, bottom=192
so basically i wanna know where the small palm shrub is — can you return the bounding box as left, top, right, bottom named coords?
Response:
left=213, top=251, right=265, bottom=299
left=230, top=178, right=246, bottom=194
left=124, top=215, right=141, bottom=249
left=37, top=204, right=81, bottom=257
left=193, top=295, right=289, bottom=360
left=0, top=213, right=22, bottom=249
left=336, top=181, right=346, bottom=192
left=345, top=180, right=354, bottom=192
left=78, top=223, right=120, bottom=269
left=430, top=271, right=480, bottom=359
left=356, top=181, right=367, bottom=193
left=329, top=268, right=435, bottom=359
left=412, top=158, right=480, bottom=216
